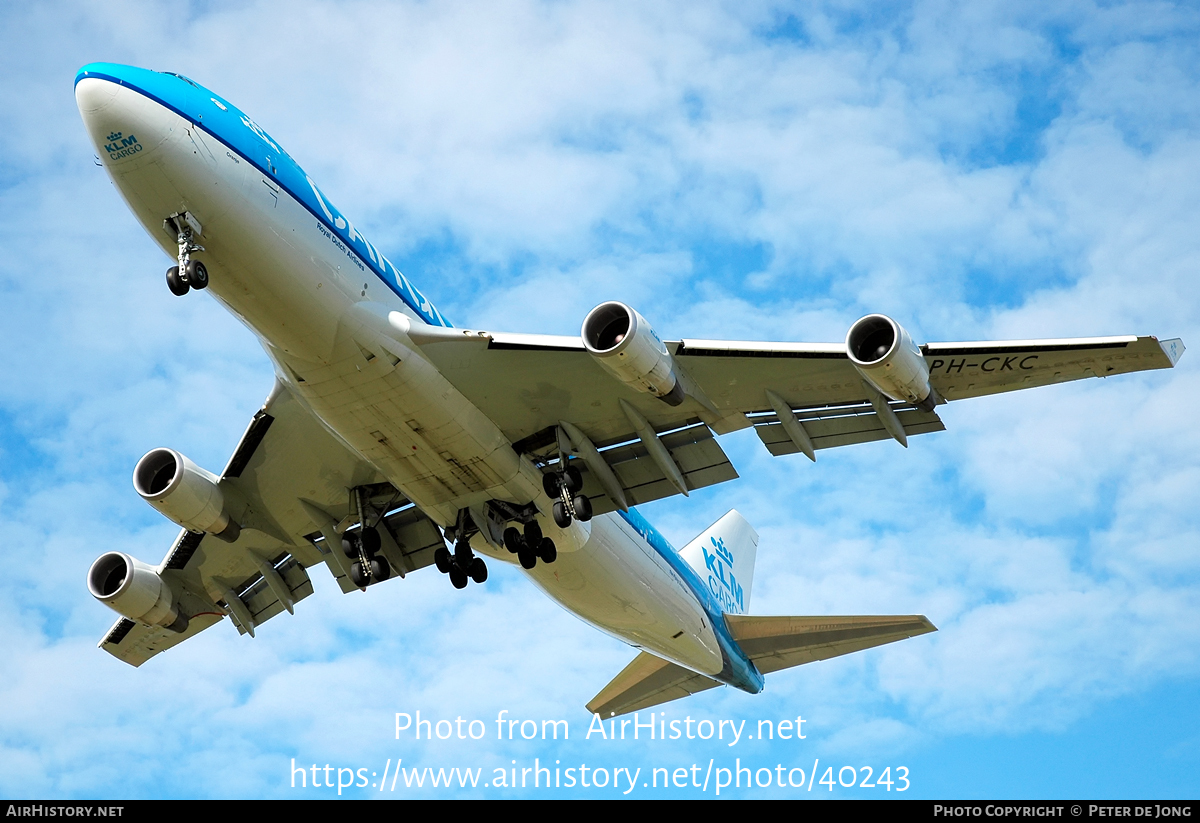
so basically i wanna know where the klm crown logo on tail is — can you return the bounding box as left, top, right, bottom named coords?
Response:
left=681, top=510, right=759, bottom=616
left=701, top=535, right=744, bottom=613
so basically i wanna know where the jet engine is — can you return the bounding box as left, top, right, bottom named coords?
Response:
left=846, top=314, right=936, bottom=411
left=87, top=551, right=188, bottom=632
left=133, top=448, right=241, bottom=541
left=582, top=301, right=685, bottom=405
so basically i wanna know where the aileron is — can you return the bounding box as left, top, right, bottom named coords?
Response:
left=927, top=335, right=1181, bottom=401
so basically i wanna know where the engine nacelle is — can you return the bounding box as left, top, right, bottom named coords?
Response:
left=846, top=314, right=935, bottom=411
left=133, top=448, right=240, bottom=541
left=87, top=551, right=188, bottom=632
left=582, top=301, right=685, bottom=405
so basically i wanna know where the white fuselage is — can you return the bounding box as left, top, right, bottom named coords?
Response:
left=76, top=74, right=727, bottom=678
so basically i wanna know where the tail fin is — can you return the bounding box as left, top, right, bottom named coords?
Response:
left=680, top=509, right=758, bottom=615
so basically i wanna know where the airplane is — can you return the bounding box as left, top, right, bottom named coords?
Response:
left=76, top=62, right=1185, bottom=718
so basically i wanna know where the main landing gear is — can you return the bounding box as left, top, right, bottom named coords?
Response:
left=342, top=525, right=392, bottom=588
left=164, top=213, right=209, bottom=296
left=503, top=519, right=558, bottom=571
left=544, top=463, right=592, bottom=529
left=435, top=511, right=490, bottom=590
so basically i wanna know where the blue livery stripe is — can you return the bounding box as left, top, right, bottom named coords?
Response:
left=617, top=509, right=763, bottom=693
left=75, top=63, right=451, bottom=329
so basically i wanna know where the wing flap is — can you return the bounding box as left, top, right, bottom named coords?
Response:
left=724, top=614, right=936, bottom=675
left=301, top=500, right=446, bottom=593
left=572, top=423, right=738, bottom=516
left=751, top=401, right=945, bottom=456
left=586, top=651, right=721, bottom=717
left=226, top=554, right=316, bottom=635
left=98, top=609, right=225, bottom=667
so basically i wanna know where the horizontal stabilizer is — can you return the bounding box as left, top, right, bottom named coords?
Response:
left=725, top=614, right=936, bottom=674
left=587, top=614, right=935, bottom=717
left=586, top=652, right=721, bottom=718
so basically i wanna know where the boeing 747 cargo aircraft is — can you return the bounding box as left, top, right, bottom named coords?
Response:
left=77, top=63, right=1184, bottom=716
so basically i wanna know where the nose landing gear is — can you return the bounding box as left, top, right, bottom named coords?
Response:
left=163, top=212, right=209, bottom=296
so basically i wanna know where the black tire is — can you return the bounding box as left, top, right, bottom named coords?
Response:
left=360, top=526, right=381, bottom=556
left=518, top=547, right=537, bottom=570
left=503, top=527, right=523, bottom=554
left=370, top=556, right=391, bottom=582
left=572, top=494, right=592, bottom=522
left=524, top=519, right=543, bottom=546
left=350, top=561, right=369, bottom=588
left=538, top=537, right=557, bottom=564
left=542, top=472, right=559, bottom=498
left=449, top=567, right=468, bottom=589
left=166, top=266, right=189, bottom=296
left=552, top=500, right=571, bottom=529
left=455, top=537, right=473, bottom=565
left=434, top=546, right=451, bottom=574
left=341, top=534, right=360, bottom=559
left=563, top=465, right=583, bottom=493
left=470, top=556, right=488, bottom=583
left=186, top=259, right=209, bottom=289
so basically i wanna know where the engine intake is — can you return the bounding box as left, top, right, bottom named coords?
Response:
left=582, top=302, right=685, bottom=405
left=87, top=551, right=188, bottom=632
left=846, top=314, right=936, bottom=411
left=133, top=448, right=240, bottom=541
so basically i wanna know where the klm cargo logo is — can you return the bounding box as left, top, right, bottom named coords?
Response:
left=104, top=131, right=142, bottom=160
left=702, top=536, right=744, bottom=614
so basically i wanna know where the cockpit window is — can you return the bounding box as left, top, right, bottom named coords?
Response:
left=163, top=72, right=200, bottom=89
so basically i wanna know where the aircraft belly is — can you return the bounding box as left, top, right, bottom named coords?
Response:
left=522, top=513, right=724, bottom=677
left=269, top=336, right=528, bottom=516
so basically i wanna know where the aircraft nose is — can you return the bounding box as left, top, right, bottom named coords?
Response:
left=75, top=76, right=119, bottom=114
left=76, top=76, right=173, bottom=167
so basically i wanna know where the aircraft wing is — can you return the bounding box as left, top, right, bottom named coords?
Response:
left=98, top=382, right=446, bottom=666
left=416, top=327, right=1182, bottom=513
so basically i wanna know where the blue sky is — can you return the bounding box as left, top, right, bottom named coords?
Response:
left=2, top=0, right=1199, bottom=799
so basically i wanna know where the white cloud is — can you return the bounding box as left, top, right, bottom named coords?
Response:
left=1, top=0, right=1198, bottom=798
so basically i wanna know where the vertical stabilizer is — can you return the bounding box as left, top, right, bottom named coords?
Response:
left=680, top=509, right=758, bottom=614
